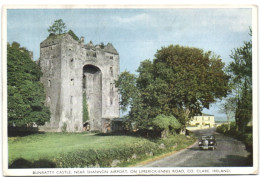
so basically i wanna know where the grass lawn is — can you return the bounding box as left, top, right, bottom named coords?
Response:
left=8, top=132, right=196, bottom=168
left=8, top=132, right=151, bottom=164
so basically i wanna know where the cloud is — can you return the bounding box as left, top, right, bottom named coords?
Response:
left=195, top=9, right=252, bottom=33
left=113, top=13, right=151, bottom=24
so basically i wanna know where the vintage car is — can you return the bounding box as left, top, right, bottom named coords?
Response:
left=199, top=135, right=217, bottom=150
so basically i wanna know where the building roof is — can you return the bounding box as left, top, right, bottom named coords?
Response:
left=193, top=113, right=214, bottom=117
left=201, top=113, right=214, bottom=116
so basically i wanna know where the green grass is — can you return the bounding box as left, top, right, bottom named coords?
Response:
left=8, top=132, right=196, bottom=168
left=8, top=132, right=151, bottom=164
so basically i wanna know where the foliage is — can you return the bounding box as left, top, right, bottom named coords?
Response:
left=216, top=123, right=252, bottom=153
left=219, top=96, right=236, bottom=130
left=228, top=28, right=252, bottom=86
left=61, top=123, right=67, bottom=133
left=152, top=115, right=181, bottom=137
left=82, top=91, right=89, bottom=122
left=117, top=45, right=230, bottom=132
left=115, top=71, right=138, bottom=112
left=8, top=132, right=195, bottom=168
left=67, top=29, right=79, bottom=41
left=227, top=28, right=252, bottom=133
left=47, top=19, right=67, bottom=35
left=7, top=42, right=50, bottom=127
left=100, top=42, right=105, bottom=49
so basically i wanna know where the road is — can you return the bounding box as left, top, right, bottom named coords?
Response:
left=141, top=128, right=251, bottom=167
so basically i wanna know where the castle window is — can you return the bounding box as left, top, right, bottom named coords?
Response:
left=48, top=80, right=51, bottom=87
left=70, top=108, right=73, bottom=116
left=110, top=67, right=113, bottom=76
left=93, top=53, right=97, bottom=57
left=71, top=79, right=74, bottom=85
left=110, top=98, right=113, bottom=105
left=110, top=83, right=113, bottom=92
left=70, top=96, right=73, bottom=104
left=110, top=56, right=113, bottom=59
left=110, top=83, right=114, bottom=105
left=71, top=58, right=74, bottom=62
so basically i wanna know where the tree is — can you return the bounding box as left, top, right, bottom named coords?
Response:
left=227, top=28, right=252, bottom=132
left=7, top=42, right=50, bottom=127
left=115, top=71, right=138, bottom=112
left=117, top=45, right=230, bottom=133
left=219, top=96, right=236, bottom=130
left=48, top=19, right=67, bottom=35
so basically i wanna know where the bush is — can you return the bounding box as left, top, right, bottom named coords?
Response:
left=55, top=141, right=159, bottom=167
left=216, top=123, right=252, bottom=153
left=68, top=30, right=79, bottom=41
left=9, top=133, right=196, bottom=168
left=54, top=134, right=195, bottom=168
left=152, top=115, right=181, bottom=138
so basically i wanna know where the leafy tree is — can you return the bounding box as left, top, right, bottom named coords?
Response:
left=48, top=19, right=67, bottom=35
left=68, top=30, right=79, bottom=41
left=7, top=42, right=50, bottom=127
left=227, top=28, right=252, bottom=132
left=117, top=45, right=230, bottom=133
left=219, top=96, right=236, bottom=130
left=235, top=82, right=252, bottom=133
left=115, top=71, right=138, bottom=112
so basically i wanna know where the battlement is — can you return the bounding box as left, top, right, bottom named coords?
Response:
left=40, top=33, right=118, bottom=55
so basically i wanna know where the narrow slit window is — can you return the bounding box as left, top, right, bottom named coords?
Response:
left=48, top=80, right=51, bottom=87
left=71, top=79, right=74, bottom=85
left=110, top=83, right=113, bottom=92
left=110, top=67, right=113, bottom=76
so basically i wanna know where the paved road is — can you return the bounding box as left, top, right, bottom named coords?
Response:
left=141, top=128, right=251, bottom=167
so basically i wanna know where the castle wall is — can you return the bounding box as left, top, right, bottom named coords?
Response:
left=39, top=38, right=62, bottom=131
left=39, top=34, right=120, bottom=132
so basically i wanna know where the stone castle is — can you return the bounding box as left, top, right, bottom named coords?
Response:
left=38, top=33, right=120, bottom=132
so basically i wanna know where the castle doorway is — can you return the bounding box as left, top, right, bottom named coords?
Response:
left=83, top=65, right=102, bottom=131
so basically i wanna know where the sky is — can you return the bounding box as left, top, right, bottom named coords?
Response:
left=6, top=8, right=253, bottom=121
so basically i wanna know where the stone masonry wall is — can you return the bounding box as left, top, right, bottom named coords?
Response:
left=38, top=34, right=120, bottom=132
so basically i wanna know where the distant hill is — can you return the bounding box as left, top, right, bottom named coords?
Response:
left=214, top=116, right=235, bottom=123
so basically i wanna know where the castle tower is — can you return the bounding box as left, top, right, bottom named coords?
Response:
left=38, top=33, right=120, bottom=132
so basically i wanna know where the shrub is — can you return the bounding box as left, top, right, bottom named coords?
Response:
left=53, top=134, right=195, bottom=168
left=68, top=30, right=79, bottom=41
left=152, top=115, right=181, bottom=138
left=61, top=123, right=67, bottom=132
left=217, top=123, right=252, bottom=153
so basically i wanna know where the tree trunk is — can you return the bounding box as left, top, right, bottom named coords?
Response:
left=181, top=107, right=190, bottom=135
